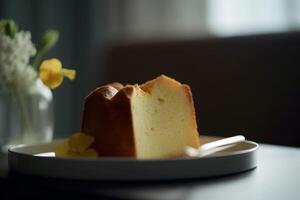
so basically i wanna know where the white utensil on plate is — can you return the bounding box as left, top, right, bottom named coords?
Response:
left=185, top=135, right=245, bottom=157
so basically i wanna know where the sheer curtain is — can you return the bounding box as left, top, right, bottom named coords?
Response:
left=106, top=0, right=300, bottom=40
left=106, top=0, right=209, bottom=40
left=207, top=0, right=300, bottom=36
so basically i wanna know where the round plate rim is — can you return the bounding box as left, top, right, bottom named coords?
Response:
left=7, top=136, right=259, bottom=180
left=8, top=138, right=259, bottom=162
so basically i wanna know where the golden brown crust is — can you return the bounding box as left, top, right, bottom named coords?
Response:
left=81, top=75, right=200, bottom=157
left=109, top=82, right=124, bottom=91
left=140, top=79, right=156, bottom=94
left=85, top=82, right=124, bottom=100
left=182, top=84, right=200, bottom=147
left=81, top=85, right=136, bottom=157
left=97, top=86, right=118, bottom=99
left=112, top=85, right=134, bottom=100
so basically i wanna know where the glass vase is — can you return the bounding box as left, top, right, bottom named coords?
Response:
left=0, top=79, right=53, bottom=152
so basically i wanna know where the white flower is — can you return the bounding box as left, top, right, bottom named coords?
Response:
left=0, top=31, right=37, bottom=91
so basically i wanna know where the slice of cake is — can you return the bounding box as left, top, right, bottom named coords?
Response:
left=81, top=75, right=200, bottom=159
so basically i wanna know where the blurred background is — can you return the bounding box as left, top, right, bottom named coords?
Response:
left=1, top=0, right=300, bottom=146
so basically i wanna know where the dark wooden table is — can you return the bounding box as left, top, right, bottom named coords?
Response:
left=1, top=143, right=300, bottom=200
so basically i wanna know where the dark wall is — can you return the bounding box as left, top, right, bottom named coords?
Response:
left=105, top=32, right=300, bottom=147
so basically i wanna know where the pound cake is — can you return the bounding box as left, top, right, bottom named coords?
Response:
left=81, top=75, right=200, bottom=159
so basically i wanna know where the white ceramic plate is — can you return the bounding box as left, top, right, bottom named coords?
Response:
left=8, top=136, right=258, bottom=181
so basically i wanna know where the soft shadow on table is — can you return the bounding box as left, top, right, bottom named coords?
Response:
left=5, top=166, right=256, bottom=200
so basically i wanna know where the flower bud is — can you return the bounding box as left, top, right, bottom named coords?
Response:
left=40, top=29, right=59, bottom=52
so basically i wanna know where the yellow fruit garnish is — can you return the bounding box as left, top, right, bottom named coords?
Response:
left=68, top=132, right=94, bottom=152
left=39, top=58, right=76, bottom=89
left=55, top=132, right=98, bottom=158
left=55, top=139, right=69, bottom=157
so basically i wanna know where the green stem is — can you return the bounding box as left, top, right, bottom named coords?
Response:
left=11, top=85, right=33, bottom=140
left=32, top=48, right=46, bottom=70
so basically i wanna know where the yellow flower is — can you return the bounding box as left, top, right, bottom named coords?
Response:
left=39, top=58, right=76, bottom=89
left=55, top=132, right=98, bottom=158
